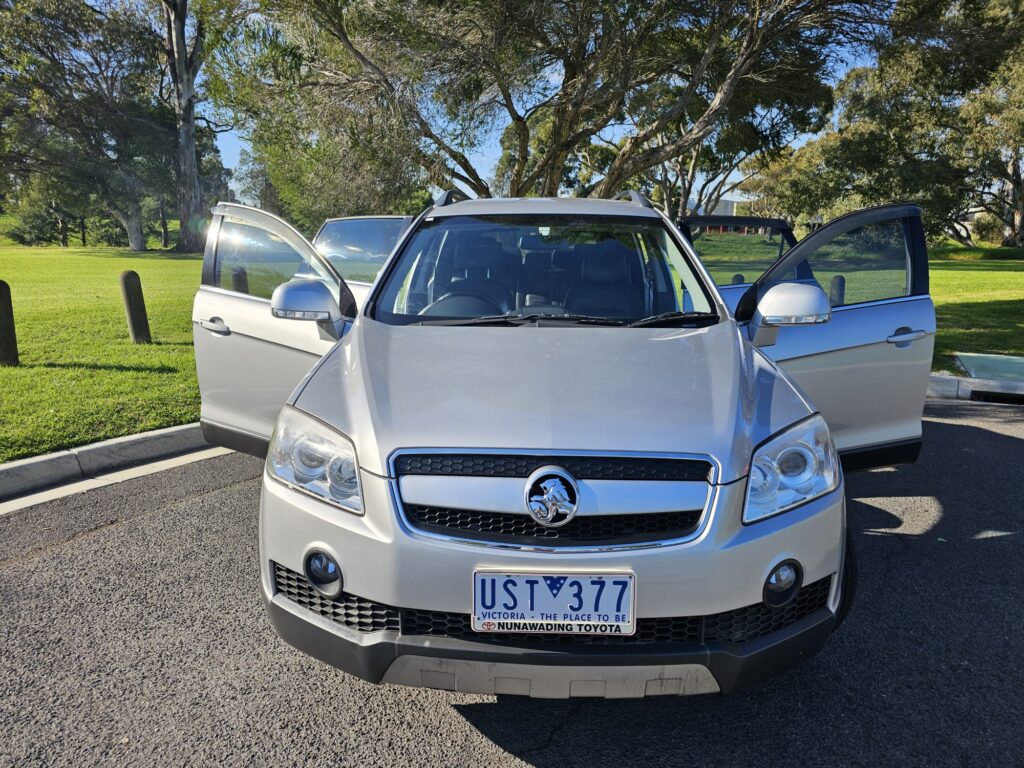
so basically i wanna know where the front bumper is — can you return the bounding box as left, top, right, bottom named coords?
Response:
left=265, top=587, right=835, bottom=697
left=259, top=468, right=846, bottom=698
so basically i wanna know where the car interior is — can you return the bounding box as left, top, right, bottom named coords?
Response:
left=393, top=224, right=684, bottom=319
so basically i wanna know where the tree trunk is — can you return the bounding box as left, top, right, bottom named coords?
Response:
left=79, top=217, right=86, bottom=246
left=174, top=106, right=204, bottom=250
left=110, top=203, right=147, bottom=252
left=159, top=201, right=170, bottom=248
left=1002, top=158, right=1024, bottom=247
left=57, top=216, right=68, bottom=247
left=163, top=1, right=206, bottom=252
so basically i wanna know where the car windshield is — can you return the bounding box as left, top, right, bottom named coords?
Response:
left=314, top=218, right=407, bottom=281
left=372, top=214, right=715, bottom=326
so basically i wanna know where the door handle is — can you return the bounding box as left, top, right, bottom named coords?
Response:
left=886, top=329, right=926, bottom=345
left=200, top=318, right=231, bottom=335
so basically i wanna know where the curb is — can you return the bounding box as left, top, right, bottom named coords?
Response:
left=0, top=423, right=209, bottom=502
left=928, top=374, right=1024, bottom=402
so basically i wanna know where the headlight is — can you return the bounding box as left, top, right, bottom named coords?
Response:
left=267, top=407, right=363, bottom=514
left=743, top=414, right=839, bottom=524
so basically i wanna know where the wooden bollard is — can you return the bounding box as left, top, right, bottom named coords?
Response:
left=732, top=273, right=746, bottom=284
left=231, top=266, right=249, bottom=294
left=0, top=280, right=18, bottom=365
left=829, top=275, right=846, bottom=307
left=120, top=270, right=152, bottom=344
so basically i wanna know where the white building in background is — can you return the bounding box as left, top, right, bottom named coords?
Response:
left=689, top=199, right=738, bottom=216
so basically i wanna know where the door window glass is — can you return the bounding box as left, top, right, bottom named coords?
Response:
left=689, top=223, right=789, bottom=286
left=777, top=218, right=909, bottom=307
left=215, top=219, right=332, bottom=299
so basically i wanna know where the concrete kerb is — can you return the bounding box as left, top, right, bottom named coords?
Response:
left=0, top=423, right=208, bottom=502
left=928, top=374, right=1024, bottom=401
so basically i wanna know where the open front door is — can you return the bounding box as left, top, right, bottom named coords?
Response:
left=192, top=204, right=358, bottom=457
left=737, top=205, right=935, bottom=471
left=679, top=215, right=799, bottom=313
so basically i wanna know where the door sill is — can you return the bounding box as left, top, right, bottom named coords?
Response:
left=200, top=420, right=269, bottom=458
left=839, top=438, right=921, bottom=473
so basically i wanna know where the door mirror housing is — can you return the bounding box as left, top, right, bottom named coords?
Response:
left=749, top=282, right=831, bottom=347
left=271, top=278, right=344, bottom=324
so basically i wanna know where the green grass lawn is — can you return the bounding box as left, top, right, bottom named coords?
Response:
left=0, top=240, right=1021, bottom=463
left=0, top=245, right=202, bottom=463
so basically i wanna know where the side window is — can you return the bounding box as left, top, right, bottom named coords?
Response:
left=214, top=219, right=331, bottom=299
left=785, top=218, right=909, bottom=307
left=690, top=224, right=789, bottom=286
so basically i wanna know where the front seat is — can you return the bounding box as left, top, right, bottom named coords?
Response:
left=563, top=242, right=643, bottom=319
left=443, top=230, right=514, bottom=312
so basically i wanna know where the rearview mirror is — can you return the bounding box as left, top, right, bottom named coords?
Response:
left=749, top=282, right=831, bottom=347
left=271, top=278, right=343, bottom=324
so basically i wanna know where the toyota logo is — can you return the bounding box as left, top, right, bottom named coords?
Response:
left=524, top=466, right=579, bottom=528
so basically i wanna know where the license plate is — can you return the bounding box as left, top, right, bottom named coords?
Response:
left=472, top=571, right=635, bottom=635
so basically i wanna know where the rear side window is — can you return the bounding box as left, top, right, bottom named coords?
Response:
left=314, top=218, right=407, bottom=283
left=779, top=219, right=909, bottom=307
left=214, top=219, right=331, bottom=299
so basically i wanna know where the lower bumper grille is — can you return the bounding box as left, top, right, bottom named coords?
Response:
left=405, top=505, right=702, bottom=546
left=272, top=563, right=832, bottom=647
left=272, top=563, right=400, bottom=632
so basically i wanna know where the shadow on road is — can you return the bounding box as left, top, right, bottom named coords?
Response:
left=453, top=402, right=1024, bottom=766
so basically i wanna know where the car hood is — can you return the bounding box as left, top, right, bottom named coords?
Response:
left=292, top=318, right=813, bottom=483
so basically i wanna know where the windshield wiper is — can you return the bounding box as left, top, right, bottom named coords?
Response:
left=416, top=312, right=624, bottom=327
left=414, top=314, right=529, bottom=326
left=530, top=313, right=624, bottom=326
left=627, top=311, right=719, bottom=328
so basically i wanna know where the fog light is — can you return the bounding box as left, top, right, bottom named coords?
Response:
left=763, top=560, right=802, bottom=608
left=304, top=550, right=342, bottom=599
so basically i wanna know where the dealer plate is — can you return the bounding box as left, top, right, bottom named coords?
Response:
left=472, top=571, right=635, bottom=635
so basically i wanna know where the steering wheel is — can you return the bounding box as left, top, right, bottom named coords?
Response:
left=418, top=291, right=503, bottom=317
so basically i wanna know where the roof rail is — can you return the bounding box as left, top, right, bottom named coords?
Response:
left=613, top=190, right=653, bottom=208
left=434, top=189, right=471, bottom=207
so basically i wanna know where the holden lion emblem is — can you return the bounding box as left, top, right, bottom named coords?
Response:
left=525, top=466, right=579, bottom=528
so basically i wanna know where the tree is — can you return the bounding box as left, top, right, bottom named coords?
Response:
left=209, top=17, right=433, bottom=230
left=960, top=51, right=1024, bottom=245
left=570, top=48, right=832, bottom=217
left=236, top=0, right=884, bottom=199
left=153, top=0, right=247, bottom=250
left=740, top=0, right=1024, bottom=243
left=0, top=0, right=178, bottom=250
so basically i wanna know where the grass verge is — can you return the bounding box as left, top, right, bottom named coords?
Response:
left=0, top=245, right=201, bottom=463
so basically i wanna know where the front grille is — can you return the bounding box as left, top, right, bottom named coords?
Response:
left=273, top=563, right=831, bottom=648
left=401, top=610, right=703, bottom=646
left=272, top=562, right=400, bottom=632
left=406, top=505, right=702, bottom=546
left=394, top=453, right=712, bottom=482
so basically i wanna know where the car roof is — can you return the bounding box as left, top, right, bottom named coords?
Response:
left=429, top=196, right=662, bottom=219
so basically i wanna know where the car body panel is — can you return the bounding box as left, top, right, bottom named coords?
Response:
left=289, top=318, right=812, bottom=483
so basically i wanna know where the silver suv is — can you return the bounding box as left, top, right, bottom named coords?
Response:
left=193, top=193, right=934, bottom=698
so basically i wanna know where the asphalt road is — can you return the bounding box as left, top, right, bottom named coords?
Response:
left=1, top=400, right=1022, bottom=767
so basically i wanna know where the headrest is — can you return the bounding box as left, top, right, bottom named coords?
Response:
left=581, top=241, right=631, bottom=284
left=450, top=230, right=501, bottom=270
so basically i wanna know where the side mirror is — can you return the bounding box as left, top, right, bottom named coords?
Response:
left=271, top=278, right=343, bottom=324
left=749, top=282, right=831, bottom=347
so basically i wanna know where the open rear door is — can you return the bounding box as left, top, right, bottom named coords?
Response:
left=735, top=205, right=935, bottom=471
left=192, top=204, right=358, bottom=456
